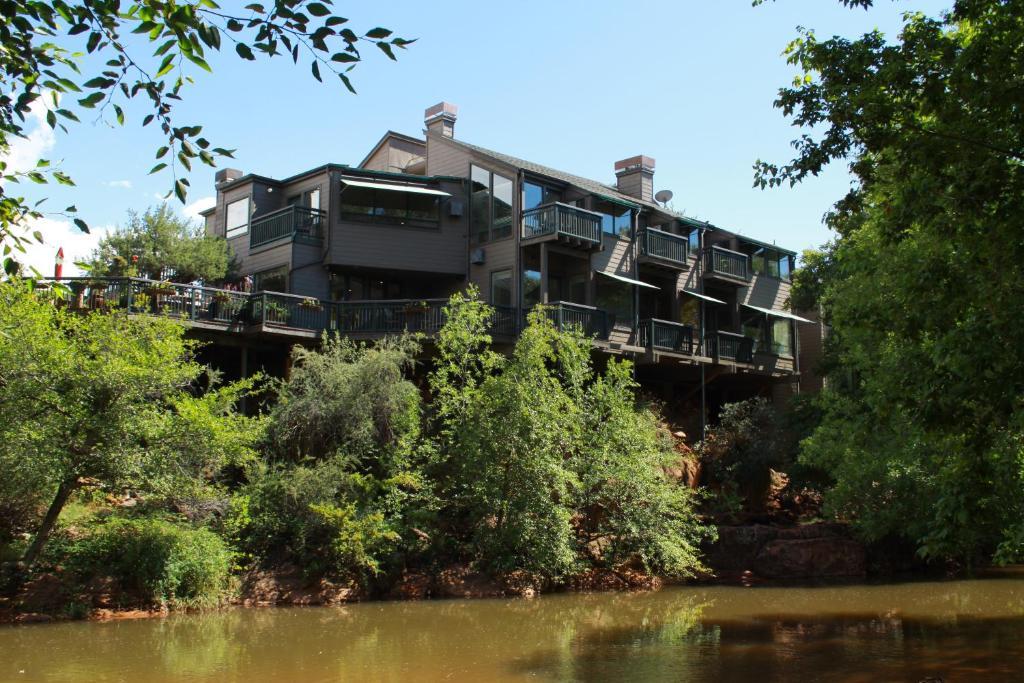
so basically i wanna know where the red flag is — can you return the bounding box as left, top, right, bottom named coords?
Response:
left=55, top=247, right=64, bottom=279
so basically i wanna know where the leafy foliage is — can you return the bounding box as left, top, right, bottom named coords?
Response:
left=70, top=516, right=233, bottom=608
left=758, top=0, right=1024, bottom=563
left=0, top=279, right=262, bottom=566
left=429, top=294, right=712, bottom=580
left=87, top=204, right=234, bottom=282
left=1, top=0, right=412, bottom=275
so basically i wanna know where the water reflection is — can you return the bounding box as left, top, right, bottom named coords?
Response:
left=3, top=575, right=1024, bottom=682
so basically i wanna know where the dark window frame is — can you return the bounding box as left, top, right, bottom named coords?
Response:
left=253, top=263, right=289, bottom=293
left=470, top=164, right=514, bottom=244
left=490, top=269, right=513, bottom=308
left=225, top=196, right=251, bottom=239
left=338, top=184, right=441, bottom=229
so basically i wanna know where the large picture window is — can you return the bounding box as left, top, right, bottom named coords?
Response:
left=253, top=265, right=288, bottom=293
left=751, top=247, right=793, bottom=281
left=226, top=198, right=250, bottom=239
left=339, top=186, right=440, bottom=227
left=741, top=310, right=795, bottom=357
left=595, top=276, right=632, bottom=326
left=594, top=198, right=632, bottom=237
left=471, top=165, right=513, bottom=243
left=521, top=269, right=541, bottom=308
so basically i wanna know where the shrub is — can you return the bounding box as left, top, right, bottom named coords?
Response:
left=229, top=460, right=404, bottom=581
left=71, top=517, right=233, bottom=609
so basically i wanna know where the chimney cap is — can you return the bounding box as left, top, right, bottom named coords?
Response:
left=215, top=168, right=243, bottom=184
left=614, top=155, right=656, bottom=173
left=424, top=101, right=458, bottom=121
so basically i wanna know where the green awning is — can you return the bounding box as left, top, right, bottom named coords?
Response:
left=594, top=193, right=640, bottom=211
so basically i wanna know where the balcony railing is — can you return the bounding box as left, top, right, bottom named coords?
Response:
left=490, top=305, right=518, bottom=337
left=58, top=277, right=253, bottom=325
left=332, top=299, right=448, bottom=335
left=704, top=330, right=754, bottom=363
left=703, top=245, right=750, bottom=281
left=250, top=206, right=325, bottom=249
left=532, top=301, right=609, bottom=339
left=639, top=228, right=689, bottom=267
left=522, top=202, right=602, bottom=246
left=638, top=319, right=695, bottom=354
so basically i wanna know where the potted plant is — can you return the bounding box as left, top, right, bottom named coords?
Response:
left=298, top=297, right=323, bottom=312
left=263, top=300, right=291, bottom=326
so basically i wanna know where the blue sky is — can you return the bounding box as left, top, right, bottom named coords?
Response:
left=7, top=0, right=950, bottom=274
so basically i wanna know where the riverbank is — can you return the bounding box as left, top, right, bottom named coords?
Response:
left=1, top=521, right=894, bottom=626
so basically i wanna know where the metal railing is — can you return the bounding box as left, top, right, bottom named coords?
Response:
left=250, top=206, right=325, bottom=249
left=332, top=299, right=448, bottom=335
left=56, top=277, right=253, bottom=325
left=703, top=245, right=750, bottom=281
left=490, top=305, right=518, bottom=336
left=704, top=330, right=754, bottom=363
left=639, top=228, right=689, bottom=266
left=638, top=319, right=695, bottom=354
left=522, top=202, right=602, bottom=245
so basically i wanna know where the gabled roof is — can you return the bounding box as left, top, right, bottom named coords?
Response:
left=359, top=130, right=426, bottom=169
left=441, top=137, right=709, bottom=230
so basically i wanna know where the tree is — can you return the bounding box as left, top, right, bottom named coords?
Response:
left=1, top=1, right=413, bottom=275
left=87, top=204, right=233, bottom=282
left=429, top=294, right=711, bottom=579
left=757, top=0, right=1024, bottom=564
left=0, top=280, right=261, bottom=567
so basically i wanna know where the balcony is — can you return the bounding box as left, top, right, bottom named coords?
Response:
left=250, top=206, right=326, bottom=249
left=638, top=228, right=689, bottom=269
left=61, top=278, right=253, bottom=326
left=638, top=319, right=695, bottom=354
left=703, top=245, right=750, bottom=283
left=527, top=301, right=609, bottom=339
left=522, top=202, right=602, bottom=249
left=704, top=330, right=754, bottom=363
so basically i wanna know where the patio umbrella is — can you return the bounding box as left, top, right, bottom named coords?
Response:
left=54, top=247, right=64, bottom=279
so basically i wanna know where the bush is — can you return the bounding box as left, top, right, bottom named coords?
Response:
left=71, top=517, right=233, bottom=609
left=229, top=460, right=404, bottom=581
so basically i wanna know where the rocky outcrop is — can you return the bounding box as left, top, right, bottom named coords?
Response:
left=238, top=564, right=362, bottom=606
left=703, top=523, right=866, bottom=581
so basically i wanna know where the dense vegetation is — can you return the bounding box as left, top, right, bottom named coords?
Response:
left=761, top=0, right=1024, bottom=565
left=0, top=283, right=714, bottom=609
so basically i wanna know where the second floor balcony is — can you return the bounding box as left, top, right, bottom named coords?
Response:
left=250, top=206, right=326, bottom=249
left=638, top=228, right=689, bottom=269
left=638, top=319, right=695, bottom=354
left=703, top=330, right=754, bottom=363
left=522, top=203, right=602, bottom=250
left=702, top=245, right=751, bottom=283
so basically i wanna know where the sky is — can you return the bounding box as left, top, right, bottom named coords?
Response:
left=4, top=0, right=950, bottom=275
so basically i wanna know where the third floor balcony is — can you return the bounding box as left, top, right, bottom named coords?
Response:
left=250, top=206, right=326, bottom=249
left=522, top=202, right=602, bottom=250
left=702, top=245, right=751, bottom=283
left=638, top=227, right=689, bottom=269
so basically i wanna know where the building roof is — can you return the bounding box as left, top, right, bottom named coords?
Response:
left=358, top=130, right=426, bottom=169
left=443, top=137, right=709, bottom=229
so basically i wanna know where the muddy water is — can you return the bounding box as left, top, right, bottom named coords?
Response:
left=4, top=573, right=1024, bottom=682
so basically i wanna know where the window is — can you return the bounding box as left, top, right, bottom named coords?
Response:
left=471, top=165, right=514, bottom=243
left=679, top=297, right=700, bottom=328
left=742, top=310, right=766, bottom=353
left=523, top=181, right=561, bottom=211
left=567, top=274, right=587, bottom=304
left=253, top=265, right=288, bottom=293
left=226, top=198, right=250, bottom=238
left=339, top=185, right=440, bottom=227
left=751, top=247, right=793, bottom=281
left=491, top=270, right=513, bottom=307
left=595, top=276, right=633, bottom=326
left=771, top=318, right=793, bottom=357
left=594, top=199, right=632, bottom=237
left=330, top=272, right=403, bottom=301
left=521, top=269, right=541, bottom=308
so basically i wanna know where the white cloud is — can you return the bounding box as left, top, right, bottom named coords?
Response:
left=1, top=102, right=56, bottom=175
left=16, top=216, right=107, bottom=277
left=183, top=195, right=215, bottom=222
left=105, top=179, right=133, bottom=189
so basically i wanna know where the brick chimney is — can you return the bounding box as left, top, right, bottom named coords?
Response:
left=614, top=155, right=655, bottom=203
left=424, top=102, right=458, bottom=139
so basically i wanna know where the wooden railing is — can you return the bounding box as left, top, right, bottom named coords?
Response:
left=489, top=305, right=518, bottom=336
left=704, top=330, right=754, bottom=363
left=332, top=299, right=448, bottom=335
left=703, top=245, right=750, bottom=281
left=522, top=202, right=602, bottom=245
left=250, top=206, right=325, bottom=249
left=639, top=228, right=689, bottom=266
left=638, top=319, right=695, bottom=354
left=56, top=277, right=253, bottom=325
left=533, top=301, right=609, bottom=339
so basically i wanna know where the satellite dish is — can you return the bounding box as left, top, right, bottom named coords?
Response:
left=654, top=189, right=674, bottom=206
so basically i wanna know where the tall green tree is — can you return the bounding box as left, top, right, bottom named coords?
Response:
left=88, top=204, right=233, bottom=282
left=1, top=1, right=413, bottom=275
left=0, top=280, right=261, bottom=567
left=758, top=0, right=1024, bottom=563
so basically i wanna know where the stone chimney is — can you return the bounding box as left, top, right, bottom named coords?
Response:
left=215, top=168, right=243, bottom=184
left=614, top=155, right=655, bottom=203
left=424, top=102, right=458, bottom=139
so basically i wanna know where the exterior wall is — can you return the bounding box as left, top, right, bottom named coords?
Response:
left=739, top=273, right=791, bottom=311
left=326, top=175, right=467, bottom=276
left=797, top=307, right=828, bottom=393
left=289, top=243, right=329, bottom=299
left=428, top=134, right=519, bottom=305
left=213, top=178, right=279, bottom=266
left=362, top=137, right=427, bottom=174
